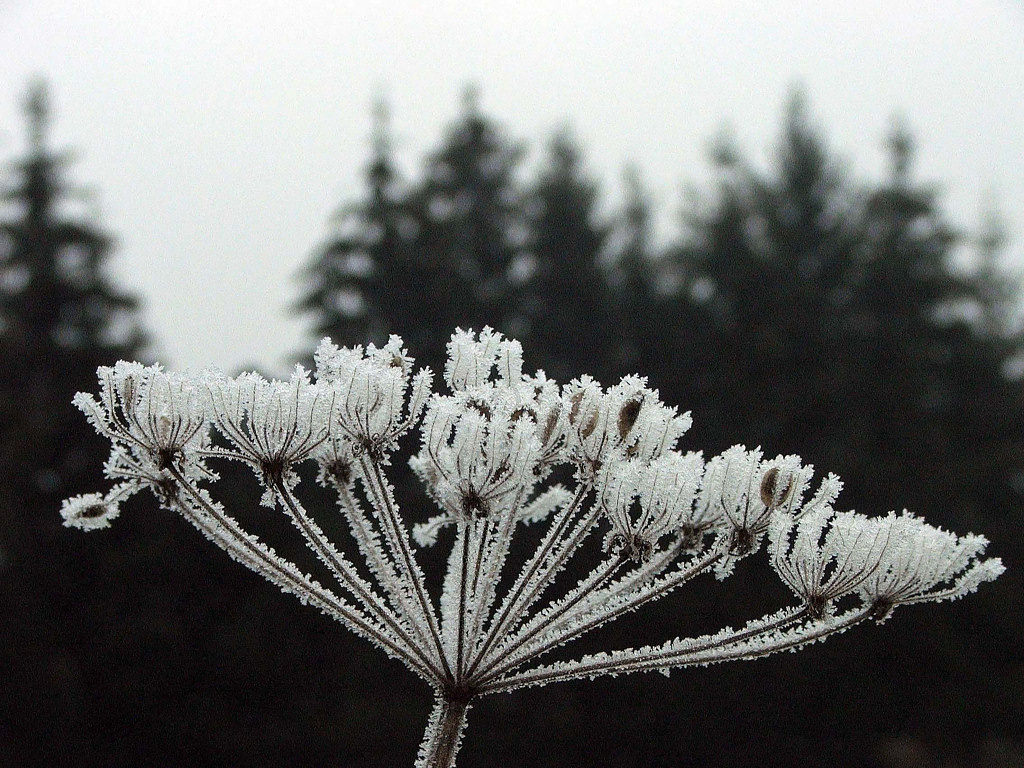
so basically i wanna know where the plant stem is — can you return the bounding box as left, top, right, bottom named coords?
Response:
left=417, top=693, right=472, bottom=768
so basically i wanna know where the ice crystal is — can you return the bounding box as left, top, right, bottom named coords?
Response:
left=63, top=327, right=1004, bottom=768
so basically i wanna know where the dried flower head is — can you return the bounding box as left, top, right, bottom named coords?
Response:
left=60, top=492, right=121, bottom=530
left=205, top=368, right=335, bottom=506
left=315, top=335, right=432, bottom=461
left=62, top=327, right=1003, bottom=768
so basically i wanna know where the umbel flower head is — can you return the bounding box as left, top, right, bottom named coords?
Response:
left=71, top=361, right=214, bottom=506
left=62, top=327, right=1004, bottom=768
left=314, top=334, right=433, bottom=460
left=205, top=367, right=336, bottom=506
left=768, top=508, right=999, bottom=621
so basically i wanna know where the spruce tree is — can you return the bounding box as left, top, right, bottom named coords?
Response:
left=523, top=129, right=612, bottom=381
left=849, top=123, right=1023, bottom=521
left=644, top=91, right=1024, bottom=765
left=407, top=88, right=527, bottom=369
left=667, top=93, right=861, bottom=456
left=297, top=100, right=428, bottom=351
left=301, top=90, right=528, bottom=374
left=667, top=92, right=1023, bottom=525
left=606, top=166, right=659, bottom=375
left=0, top=79, right=144, bottom=509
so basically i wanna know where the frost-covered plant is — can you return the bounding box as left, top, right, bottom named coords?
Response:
left=62, top=328, right=1003, bottom=767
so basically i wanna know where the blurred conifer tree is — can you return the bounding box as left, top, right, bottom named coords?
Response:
left=406, top=86, right=528, bottom=368
left=0, top=79, right=144, bottom=505
left=522, top=129, right=612, bottom=381
left=297, top=99, right=426, bottom=353
left=606, top=165, right=663, bottom=376
left=299, top=88, right=527, bottom=374
left=0, top=78, right=148, bottom=765
left=658, top=92, right=1023, bottom=525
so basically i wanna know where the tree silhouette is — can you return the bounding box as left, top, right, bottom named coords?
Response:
left=0, top=78, right=146, bottom=578
left=0, top=79, right=144, bottom=503
left=297, top=99, right=427, bottom=352
left=0, top=78, right=147, bottom=766
left=300, top=90, right=528, bottom=374
left=656, top=93, right=1024, bottom=520
left=406, top=88, right=528, bottom=369
left=522, top=129, right=612, bottom=381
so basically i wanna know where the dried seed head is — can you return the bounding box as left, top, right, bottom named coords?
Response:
left=541, top=407, right=560, bottom=444
left=868, top=597, right=895, bottom=624
left=677, top=524, right=703, bottom=552
left=60, top=493, right=120, bottom=531
left=617, top=397, right=643, bottom=442
left=605, top=531, right=655, bottom=563
left=731, top=526, right=756, bottom=556
left=760, top=466, right=794, bottom=508
left=806, top=593, right=828, bottom=620
left=568, top=390, right=586, bottom=424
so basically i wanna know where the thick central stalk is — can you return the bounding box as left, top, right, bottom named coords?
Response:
left=417, top=693, right=472, bottom=768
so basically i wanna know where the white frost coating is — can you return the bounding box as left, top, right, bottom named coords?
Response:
left=850, top=512, right=1004, bottom=618
left=769, top=508, right=1004, bottom=623
left=443, top=326, right=519, bottom=391
left=74, top=362, right=213, bottom=487
left=601, top=451, right=706, bottom=561
left=562, top=375, right=692, bottom=481
left=769, top=509, right=888, bottom=618
left=63, top=327, right=1004, bottom=768
left=314, top=335, right=431, bottom=460
left=205, top=368, right=334, bottom=506
left=60, top=491, right=121, bottom=530
left=696, top=447, right=827, bottom=579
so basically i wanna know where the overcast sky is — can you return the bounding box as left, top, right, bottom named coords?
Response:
left=1, top=0, right=1022, bottom=373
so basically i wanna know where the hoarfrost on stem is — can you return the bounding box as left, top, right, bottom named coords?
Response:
left=63, top=327, right=1004, bottom=768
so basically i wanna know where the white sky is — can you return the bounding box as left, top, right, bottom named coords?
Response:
left=1, top=0, right=1022, bottom=374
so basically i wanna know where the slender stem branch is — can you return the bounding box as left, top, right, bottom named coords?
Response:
left=530, top=541, right=703, bottom=642
left=462, top=483, right=532, bottom=669
left=483, top=605, right=866, bottom=695
left=275, top=481, right=444, bottom=680
left=479, top=547, right=721, bottom=684
left=466, top=483, right=592, bottom=677
left=416, top=693, right=472, bottom=768
left=473, top=552, right=626, bottom=681
left=463, top=516, right=494, bottom=659
left=359, top=455, right=452, bottom=681
left=510, top=502, right=603, bottom=622
left=455, top=521, right=471, bottom=676
left=164, top=467, right=433, bottom=679
left=333, top=481, right=440, bottom=657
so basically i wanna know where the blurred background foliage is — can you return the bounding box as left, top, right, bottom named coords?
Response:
left=1, top=80, right=1021, bottom=767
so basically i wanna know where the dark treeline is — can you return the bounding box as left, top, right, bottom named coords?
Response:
left=302, top=90, right=1023, bottom=531
left=2, top=81, right=1021, bottom=767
